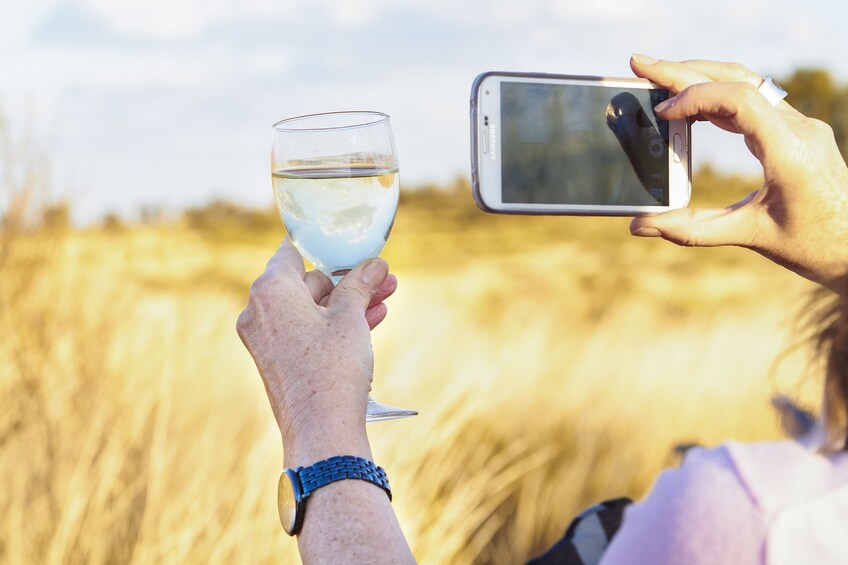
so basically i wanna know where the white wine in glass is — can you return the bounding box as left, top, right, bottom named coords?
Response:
left=272, top=164, right=399, bottom=279
left=271, top=111, right=416, bottom=422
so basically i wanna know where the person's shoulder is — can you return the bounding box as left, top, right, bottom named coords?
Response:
left=682, top=438, right=819, bottom=470
left=603, top=442, right=848, bottom=564
left=600, top=444, right=764, bottom=564
left=708, top=441, right=848, bottom=564
left=646, top=442, right=755, bottom=513
left=705, top=440, right=848, bottom=513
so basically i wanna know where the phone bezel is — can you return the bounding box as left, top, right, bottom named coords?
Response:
left=470, top=71, right=691, bottom=216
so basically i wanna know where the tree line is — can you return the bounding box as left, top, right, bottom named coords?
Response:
left=3, top=67, right=847, bottom=233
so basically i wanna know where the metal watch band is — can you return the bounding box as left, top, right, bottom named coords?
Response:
left=296, top=455, right=392, bottom=501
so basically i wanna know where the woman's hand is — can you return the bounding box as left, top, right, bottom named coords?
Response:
left=237, top=240, right=413, bottom=562
left=236, top=238, right=397, bottom=466
left=629, top=55, right=848, bottom=292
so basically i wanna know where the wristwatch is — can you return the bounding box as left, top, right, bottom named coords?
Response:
left=277, top=455, right=392, bottom=536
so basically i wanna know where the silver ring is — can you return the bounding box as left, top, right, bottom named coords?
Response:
left=758, top=75, right=788, bottom=106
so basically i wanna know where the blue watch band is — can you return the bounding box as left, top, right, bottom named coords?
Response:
left=296, top=455, right=392, bottom=501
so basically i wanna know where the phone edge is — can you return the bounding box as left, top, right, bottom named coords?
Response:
left=470, top=70, right=692, bottom=216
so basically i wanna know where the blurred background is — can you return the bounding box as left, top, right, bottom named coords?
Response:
left=2, top=1, right=848, bottom=563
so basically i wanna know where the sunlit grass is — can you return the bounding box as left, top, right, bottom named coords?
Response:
left=0, top=171, right=826, bottom=563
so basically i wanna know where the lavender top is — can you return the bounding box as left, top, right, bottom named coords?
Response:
left=601, top=441, right=848, bottom=564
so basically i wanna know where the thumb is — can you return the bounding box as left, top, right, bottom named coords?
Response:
left=327, top=258, right=390, bottom=314
left=630, top=206, right=756, bottom=248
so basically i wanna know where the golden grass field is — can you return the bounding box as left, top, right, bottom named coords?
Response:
left=0, top=170, right=828, bottom=564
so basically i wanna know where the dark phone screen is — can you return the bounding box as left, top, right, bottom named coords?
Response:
left=500, top=81, right=670, bottom=206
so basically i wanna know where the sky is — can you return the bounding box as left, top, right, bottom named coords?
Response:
left=2, top=0, right=847, bottom=223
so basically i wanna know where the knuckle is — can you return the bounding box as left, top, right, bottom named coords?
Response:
left=236, top=307, right=252, bottom=337
left=737, top=81, right=759, bottom=98
left=808, top=117, right=835, bottom=138
left=314, top=273, right=334, bottom=297
left=244, top=273, right=286, bottom=319
left=748, top=213, right=772, bottom=249
left=249, top=273, right=273, bottom=297
left=680, top=228, right=698, bottom=247
left=726, top=61, right=754, bottom=80
left=249, top=269, right=292, bottom=300
left=736, top=82, right=762, bottom=107
left=672, top=210, right=699, bottom=247
left=671, top=76, right=694, bottom=94
left=340, top=281, right=372, bottom=305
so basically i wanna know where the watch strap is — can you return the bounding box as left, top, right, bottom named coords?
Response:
left=296, top=455, right=392, bottom=501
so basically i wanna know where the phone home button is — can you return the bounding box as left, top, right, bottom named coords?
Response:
left=672, top=134, right=682, bottom=163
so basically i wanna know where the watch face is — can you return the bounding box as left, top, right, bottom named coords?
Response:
left=277, top=470, right=299, bottom=535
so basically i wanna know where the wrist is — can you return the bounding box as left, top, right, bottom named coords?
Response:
left=281, top=413, right=371, bottom=469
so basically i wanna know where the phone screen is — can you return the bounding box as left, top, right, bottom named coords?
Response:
left=500, top=82, right=670, bottom=206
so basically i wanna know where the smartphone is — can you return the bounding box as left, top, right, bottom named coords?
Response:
left=470, top=72, right=691, bottom=215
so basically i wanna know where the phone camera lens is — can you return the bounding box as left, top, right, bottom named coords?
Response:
left=649, top=141, right=663, bottom=157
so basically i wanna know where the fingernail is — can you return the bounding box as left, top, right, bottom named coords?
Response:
left=654, top=99, right=672, bottom=113
left=631, top=226, right=663, bottom=237
left=362, top=259, right=388, bottom=290
left=631, top=53, right=658, bottom=65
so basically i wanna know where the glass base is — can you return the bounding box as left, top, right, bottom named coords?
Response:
left=366, top=396, right=417, bottom=422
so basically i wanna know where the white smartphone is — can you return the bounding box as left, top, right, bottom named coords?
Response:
left=471, top=72, right=691, bottom=215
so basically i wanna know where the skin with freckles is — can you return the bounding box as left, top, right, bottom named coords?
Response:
left=236, top=237, right=399, bottom=458
left=236, top=238, right=414, bottom=564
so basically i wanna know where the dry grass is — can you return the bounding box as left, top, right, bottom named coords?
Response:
left=0, top=171, right=827, bottom=564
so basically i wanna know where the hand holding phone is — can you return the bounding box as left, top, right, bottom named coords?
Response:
left=627, top=56, right=848, bottom=293
left=470, top=72, right=691, bottom=216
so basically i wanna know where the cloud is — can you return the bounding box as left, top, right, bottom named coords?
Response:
left=7, top=0, right=848, bottom=223
left=70, top=0, right=414, bottom=42
left=80, top=0, right=234, bottom=41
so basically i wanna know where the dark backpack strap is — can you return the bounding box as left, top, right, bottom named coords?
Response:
left=526, top=497, right=633, bottom=565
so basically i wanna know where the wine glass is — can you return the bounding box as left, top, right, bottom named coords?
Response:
left=271, top=111, right=417, bottom=422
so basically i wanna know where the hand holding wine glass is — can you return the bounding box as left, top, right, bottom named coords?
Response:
left=270, top=111, right=416, bottom=422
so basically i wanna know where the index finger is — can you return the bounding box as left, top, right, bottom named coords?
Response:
left=631, top=57, right=760, bottom=93
left=630, top=55, right=712, bottom=94
left=265, top=237, right=306, bottom=279
left=632, top=57, right=794, bottom=114
left=655, top=81, right=792, bottom=166
left=680, top=59, right=795, bottom=112
left=677, top=59, right=761, bottom=86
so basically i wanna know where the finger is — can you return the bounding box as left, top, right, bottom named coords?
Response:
left=630, top=205, right=757, bottom=247
left=654, top=81, right=790, bottom=159
left=327, top=258, right=390, bottom=314
left=304, top=270, right=334, bottom=304
left=369, top=274, right=398, bottom=308
left=677, top=59, right=760, bottom=87
left=265, top=237, right=306, bottom=279
left=630, top=55, right=712, bottom=94
left=365, top=303, right=388, bottom=330
left=314, top=277, right=388, bottom=309
left=680, top=60, right=798, bottom=114
left=635, top=57, right=795, bottom=116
